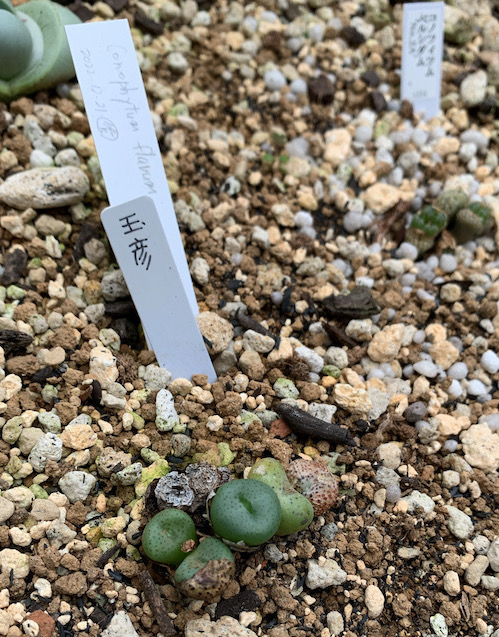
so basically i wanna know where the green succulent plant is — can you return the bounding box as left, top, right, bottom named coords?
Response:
left=406, top=190, right=493, bottom=254
left=0, top=0, right=80, bottom=102
left=141, top=508, right=197, bottom=565
left=434, top=189, right=469, bottom=219
left=209, top=479, right=281, bottom=547
left=247, top=458, right=314, bottom=536
left=406, top=205, right=448, bottom=254
left=451, top=202, right=492, bottom=244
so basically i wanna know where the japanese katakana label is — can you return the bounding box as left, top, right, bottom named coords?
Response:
left=101, top=197, right=216, bottom=381
left=65, top=20, right=197, bottom=314
left=401, top=2, right=444, bottom=118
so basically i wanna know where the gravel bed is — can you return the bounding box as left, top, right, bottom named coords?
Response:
left=0, top=1, right=498, bottom=636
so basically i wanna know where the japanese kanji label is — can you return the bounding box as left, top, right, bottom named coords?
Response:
left=401, top=2, right=444, bottom=118
left=101, top=196, right=216, bottom=381
left=65, top=20, right=197, bottom=314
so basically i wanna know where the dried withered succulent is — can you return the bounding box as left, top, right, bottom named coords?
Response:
left=286, top=459, right=339, bottom=515
left=174, top=537, right=235, bottom=600
left=155, top=463, right=230, bottom=512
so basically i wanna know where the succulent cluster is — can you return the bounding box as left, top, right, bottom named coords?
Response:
left=0, top=0, right=80, bottom=102
left=141, top=458, right=338, bottom=599
left=406, top=189, right=493, bottom=254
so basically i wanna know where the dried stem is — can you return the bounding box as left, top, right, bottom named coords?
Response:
left=275, top=402, right=357, bottom=447
left=138, top=569, right=177, bottom=637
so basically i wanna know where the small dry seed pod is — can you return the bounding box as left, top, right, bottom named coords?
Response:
left=286, top=459, right=339, bottom=515
left=174, top=537, right=235, bottom=600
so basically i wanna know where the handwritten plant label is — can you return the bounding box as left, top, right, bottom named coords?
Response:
left=401, top=2, right=444, bottom=118
left=65, top=20, right=197, bottom=314
left=101, top=196, right=216, bottom=381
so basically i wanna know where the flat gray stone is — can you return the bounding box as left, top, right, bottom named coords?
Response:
left=30, top=499, right=60, bottom=521
left=58, top=471, right=97, bottom=503
left=401, top=490, right=435, bottom=515
left=28, top=433, right=63, bottom=472
left=0, top=167, right=89, bottom=209
left=446, top=505, right=474, bottom=539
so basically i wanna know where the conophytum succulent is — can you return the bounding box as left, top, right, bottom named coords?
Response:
left=0, top=0, right=80, bottom=102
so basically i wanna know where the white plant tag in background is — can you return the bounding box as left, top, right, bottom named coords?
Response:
left=101, top=196, right=216, bottom=381
left=401, top=2, right=444, bottom=119
left=65, top=20, right=197, bottom=315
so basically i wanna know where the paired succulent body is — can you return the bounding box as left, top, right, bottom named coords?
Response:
left=406, top=189, right=492, bottom=254
left=0, top=0, right=80, bottom=102
left=210, top=478, right=282, bottom=546
left=247, top=458, right=314, bottom=536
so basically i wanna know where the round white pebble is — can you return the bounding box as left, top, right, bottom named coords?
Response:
left=481, top=350, right=499, bottom=374
left=264, top=69, right=287, bottom=90
left=167, top=52, right=189, bottom=73
left=448, top=362, right=467, bottom=379
left=413, top=360, right=439, bottom=378
left=480, top=413, right=499, bottom=431
left=444, top=439, right=459, bottom=452
left=290, top=78, right=308, bottom=94
left=295, top=210, right=314, bottom=227
left=448, top=379, right=463, bottom=397
left=467, top=379, right=487, bottom=396
left=395, top=242, right=418, bottom=261
left=354, top=125, right=372, bottom=144
left=440, top=253, right=457, bottom=273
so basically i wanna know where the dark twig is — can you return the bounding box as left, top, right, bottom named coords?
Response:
left=370, top=199, right=412, bottom=245
left=138, top=570, right=177, bottom=636
left=321, top=322, right=358, bottom=348
left=0, top=329, right=34, bottom=355
left=96, top=544, right=121, bottom=568
left=235, top=309, right=277, bottom=341
left=275, top=402, right=357, bottom=447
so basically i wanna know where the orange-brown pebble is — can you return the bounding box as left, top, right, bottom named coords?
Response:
left=96, top=493, right=107, bottom=513
left=269, top=418, right=292, bottom=439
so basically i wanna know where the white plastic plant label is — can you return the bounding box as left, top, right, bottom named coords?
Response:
left=65, top=19, right=197, bottom=314
left=101, top=196, right=216, bottom=381
left=401, top=2, right=444, bottom=118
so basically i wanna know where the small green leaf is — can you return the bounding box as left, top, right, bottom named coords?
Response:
left=410, top=206, right=447, bottom=237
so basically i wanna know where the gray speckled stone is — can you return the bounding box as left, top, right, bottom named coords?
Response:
left=401, top=490, right=435, bottom=515
left=306, top=559, right=347, bottom=589
left=156, top=388, right=180, bottom=432
left=58, top=471, right=97, bottom=503
left=446, top=505, right=474, bottom=539
left=0, top=167, right=89, bottom=209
